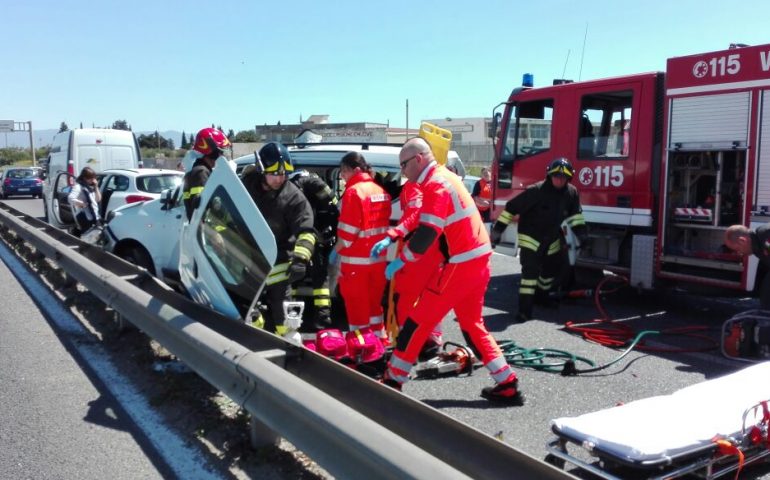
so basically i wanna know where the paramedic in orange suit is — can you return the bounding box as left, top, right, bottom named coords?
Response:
left=370, top=180, right=444, bottom=357
left=331, top=151, right=392, bottom=341
left=381, top=137, right=522, bottom=403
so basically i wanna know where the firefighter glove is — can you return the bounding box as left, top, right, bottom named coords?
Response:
left=370, top=237, right=393, bottom=258
left=385, top=258, right=405, bottom=280
left=490, top=228, right=502, bottom=248
left=288, top=259, right=308, bottom=284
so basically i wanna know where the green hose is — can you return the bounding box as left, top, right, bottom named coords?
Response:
left=498, top=329, right=661, bottom=375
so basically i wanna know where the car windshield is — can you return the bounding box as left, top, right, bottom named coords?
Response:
left=137, top=174, right=183, bottom=193
left=8, top=169, right=39, bottom=179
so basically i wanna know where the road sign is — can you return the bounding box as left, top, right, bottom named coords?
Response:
left=0, top=120, right=14, bottom=132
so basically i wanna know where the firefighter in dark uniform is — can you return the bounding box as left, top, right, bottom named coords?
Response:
left=288, top=169, right=339, bottom=331
left=242, top=142, right=316, bottom=340
left=183, top=127, right=231, bottom=221
left=490, top=157, right=588, bottom=322
left=725, top=223, right=770, bottom=308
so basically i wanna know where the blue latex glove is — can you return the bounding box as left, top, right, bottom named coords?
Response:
left=329, top=249, right=338, bottom=265
left=385, top=258, right=405, bottom=280
left=370, top=237, right=393, bottom=258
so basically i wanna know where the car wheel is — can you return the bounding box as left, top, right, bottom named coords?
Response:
left=120, top=246, right=155, bottom=275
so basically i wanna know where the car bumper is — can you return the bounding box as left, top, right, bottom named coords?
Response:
left=4, top=186, right=43, bottom=196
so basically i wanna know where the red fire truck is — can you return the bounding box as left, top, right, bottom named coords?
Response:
left=491, top=43, right=770, bottom=294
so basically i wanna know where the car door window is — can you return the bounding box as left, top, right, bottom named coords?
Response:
left=52, top=172, right=76, bottom=225
left=179, top=156, right=277, bottom=320
left=195, top=186, right=272, bottom=314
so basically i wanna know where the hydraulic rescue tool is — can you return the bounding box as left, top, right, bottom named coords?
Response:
left=414, top=342, right=477, bottom=378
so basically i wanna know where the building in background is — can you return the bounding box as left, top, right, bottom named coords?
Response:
left=256, top=115, right=382, bottom=143
left=246, top=115, right=503, bottom=168
left=423, top=117, right=495, bottom=168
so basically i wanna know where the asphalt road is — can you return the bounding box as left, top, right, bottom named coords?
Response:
left=4, top=196, right=770, bottom=479
left=0, top=238, right=177, bottom=479
left=404, top=250, right=770, bottom=476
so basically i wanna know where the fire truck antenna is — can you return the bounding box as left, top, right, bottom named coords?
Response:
left=562, top=49, right=571, bottom=79
left=578, top=23, right=588, bottom=81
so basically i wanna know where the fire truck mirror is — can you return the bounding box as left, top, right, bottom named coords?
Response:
left=490, top=112, right=502, bottom=139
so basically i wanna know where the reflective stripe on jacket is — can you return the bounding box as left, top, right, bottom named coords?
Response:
left=387, top=181, right=422, bottom=239
left=337, top=171, right=392, bottom=265
left=402, top=162, right=491, bottom=264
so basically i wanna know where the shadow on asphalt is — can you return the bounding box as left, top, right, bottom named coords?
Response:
left=422, top=397, right=525, bottom=409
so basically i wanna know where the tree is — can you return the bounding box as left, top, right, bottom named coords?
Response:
left=112, top=119, right=130, bottom=130
left=180, top=132, right=187, bottom=149
left=234, top=130, right=258, bottom=142
left=59, top=122, right=69, bottom=133
left=137, top=132, right=172, bottom=149
left=227, top=129, right=235, bottom=140
left=79, top=122, right=83, bottom=129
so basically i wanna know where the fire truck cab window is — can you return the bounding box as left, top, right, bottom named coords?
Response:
left=577, top=90, right=633, bottom=159
left=496, top=99, right=553, bottom=189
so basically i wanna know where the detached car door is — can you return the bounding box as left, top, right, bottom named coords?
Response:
left=179, top=157, right=277, bottom=320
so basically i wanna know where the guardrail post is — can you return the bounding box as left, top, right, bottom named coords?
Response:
left=247, top=348, right=287, bottom=447
left=250, top=416, right=280, bottom=448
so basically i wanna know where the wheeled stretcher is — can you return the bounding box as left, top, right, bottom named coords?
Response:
left=546, top=362, right=770, bottom=479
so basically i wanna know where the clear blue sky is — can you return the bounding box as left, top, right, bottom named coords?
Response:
left=3, top=0, right=769, bottom=135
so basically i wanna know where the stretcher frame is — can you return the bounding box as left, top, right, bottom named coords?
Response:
left=721, top=309, right=770, bottom=363
left=545, top=362, right=770, bottom=479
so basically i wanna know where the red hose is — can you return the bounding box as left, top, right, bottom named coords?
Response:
left=563, top=274, right=718, bottom=353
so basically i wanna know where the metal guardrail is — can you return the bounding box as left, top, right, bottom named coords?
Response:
left=0, top=203, right=575, bottom=480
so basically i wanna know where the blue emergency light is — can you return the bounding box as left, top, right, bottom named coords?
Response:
left=522, top=73, right=534, bottom=87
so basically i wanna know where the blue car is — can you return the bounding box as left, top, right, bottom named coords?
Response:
left=1, top=167, right=44, bottom=199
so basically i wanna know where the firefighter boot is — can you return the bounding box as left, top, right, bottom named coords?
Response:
left=514, top=312, right=531, bottom=323
left=534, top=289, right=559, bottom=309
left=516, top=292, right=534, bottom=323
left=481, top=379, right=523, bottom=404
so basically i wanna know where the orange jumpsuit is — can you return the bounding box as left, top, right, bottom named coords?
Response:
left=337, top=171, right=392, bottom=337
left=389, top=182, right=443, bottom=344
left=385, top=162, right=517, bottom=387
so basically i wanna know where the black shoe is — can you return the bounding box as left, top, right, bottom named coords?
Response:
left=514, top=312, right=530, bottom=323
left=418, top=340, right=441, bottom=361
left=481, top=379, right=523, bottom=404
left=380, top=378, right=402, bottom=392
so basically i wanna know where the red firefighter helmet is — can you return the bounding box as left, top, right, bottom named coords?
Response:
left=193, top=127, right=231, bottom=157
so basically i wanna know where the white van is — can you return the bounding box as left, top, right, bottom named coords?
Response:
left=43, top=128, right=142, bottom=228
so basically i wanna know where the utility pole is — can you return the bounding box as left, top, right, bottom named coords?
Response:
left=28, top=121, right=36, bottom=166
left=406, top=98, right=409, bottom=140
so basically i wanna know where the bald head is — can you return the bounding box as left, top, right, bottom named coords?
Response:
left=401, top=137, right=432, bottom=158
left=725, top=224, right=753, bottom=255
left=399, top=137, right=434, bottom=182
